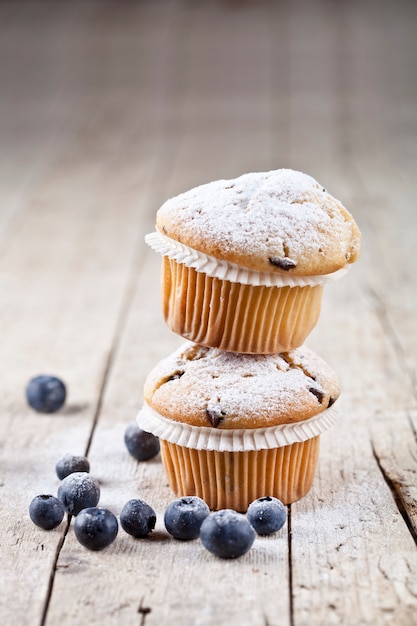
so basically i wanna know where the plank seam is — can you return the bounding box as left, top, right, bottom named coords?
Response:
left=371, top=443, right=417, bottom=546
left=84, top=349, right=114, bottom=457
left=39, top=516, right=72, bottom=626
left=288, top=503, right=295, bottom=626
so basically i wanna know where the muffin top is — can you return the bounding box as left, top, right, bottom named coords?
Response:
left=156, top=169, right=360, bottom=276
left=143, top=342, right=341, bottom=429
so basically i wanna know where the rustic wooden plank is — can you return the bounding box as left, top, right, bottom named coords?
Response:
left=371, top=410, right=417, bottom=540
left=0, top=3, right=176, bottom=623
left=294, top=276, right=417, bottom=625
left=341, top=0, right=417, bottom=542
left=0, top=169, right=156, bottom=626
left=281, top=0, right=417, bottom=624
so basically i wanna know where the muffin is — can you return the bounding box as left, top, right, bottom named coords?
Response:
left=146, top=169, right=360, bottom=354
left=137, top=342, right=341, bottom=511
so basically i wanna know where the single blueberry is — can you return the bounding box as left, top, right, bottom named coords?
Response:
left=200, top=509, right=256, bottom=559
left=124, top=422, right=160, bottom=461
left=57, top=472, right=100, bottom=516
left=29, top=494, right=65, bottom=530
left=26, top=375, right=66, bottom=413
left=74, top=507, right=118, bottom=551
left=120, top=499, right=156, bottom=538
left=164, top=496, right=210, bottom=540
left=246, top=496, right=287, bottom=536
left=56, top=453, right=90, bottom=480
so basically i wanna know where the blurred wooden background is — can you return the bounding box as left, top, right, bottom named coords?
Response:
left=1, top=1, right=416, bottom=625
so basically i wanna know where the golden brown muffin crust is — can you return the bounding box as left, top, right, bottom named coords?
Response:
left=156, top=169, right=361, bottom=277
left=144, top=342, right=341, bottom=429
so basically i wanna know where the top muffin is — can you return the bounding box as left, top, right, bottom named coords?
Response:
left=156, top=169, right=360, bottom=277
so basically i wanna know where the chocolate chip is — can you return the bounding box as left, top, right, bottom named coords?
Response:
left=308, top=387, right=325, bottom=404
left=206, top=407, right=226, bottom=428
left=269, top=256, right=297, bottom=271
left=165, top=370, right=185, bottom=383
left=328, top=396, right=336, bottom=408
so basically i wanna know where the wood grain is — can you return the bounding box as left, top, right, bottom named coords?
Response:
left=0, top=1, right=416, bottom=625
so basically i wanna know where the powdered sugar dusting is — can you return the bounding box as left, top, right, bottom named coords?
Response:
left=157, top=169, right=360, bottom=276
left=144, top=342, right=341, bottom=429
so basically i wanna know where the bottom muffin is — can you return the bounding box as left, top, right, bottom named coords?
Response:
left=137, top=342, right=341, bottom=510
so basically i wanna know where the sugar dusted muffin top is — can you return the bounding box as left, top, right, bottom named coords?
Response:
left=143, top=342, right=341, bottom=429
left=156, top=169, right=361, bottom=277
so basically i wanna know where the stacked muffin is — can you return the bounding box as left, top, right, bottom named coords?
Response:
left=137, top=169, right=360, bottom=511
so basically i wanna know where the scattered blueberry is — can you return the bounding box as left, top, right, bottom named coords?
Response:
left=246, top=496, right=287, bottom=536
left=120, top=499, right=156, bottom=538
left=124, top=422, right=160, bottom=461
left=200, top=509, right=256, bottom=559
left=74, top=507, right=118, bottom=551
left=29, top=494, right=65, bottom=530
left=164, top=496, right=211, bottom=540
left=57, top=472, right=100, bottom=516
left=55, top=453, right=90, bottom=480
left=26, top=375, right=67, bottom=413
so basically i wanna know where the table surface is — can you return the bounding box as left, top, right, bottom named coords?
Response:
left=1, top=1, right=417, bottom=625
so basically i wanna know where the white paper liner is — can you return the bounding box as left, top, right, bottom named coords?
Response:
left=145, top=231, right=349, bottom=288
left=137, top=403, right=339, bottom=452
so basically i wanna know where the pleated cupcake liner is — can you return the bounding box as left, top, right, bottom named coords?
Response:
left=145, top=230, right=349, bottom=288
left=162, top=258, right=323, bottom=353
left=160, top=437, right=320, bottom=509
left=137, top=403, right=339, bottom=452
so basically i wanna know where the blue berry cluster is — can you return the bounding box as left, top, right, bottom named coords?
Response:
left=28, top=410, right=161, bottom=550
left=164, top=495, right=287, bottom=559
left=29, top=451, right=158, bottom=551
left=30, top=461, right=286, bottom=557
left=28, top=415, right=161, bottom=550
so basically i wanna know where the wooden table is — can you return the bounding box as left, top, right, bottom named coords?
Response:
left=1, top=1, right=416, bottom=624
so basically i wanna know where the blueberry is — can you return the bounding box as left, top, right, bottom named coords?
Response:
left=55, top=453, right=90, bottom=480
left=246, top=496, right=287, bottom=536
left=74, top=507, right=118, bottom=551
left=124, top=422, right=160, bottom=461
left=57, top=472, right=100, bottom=516
left=26, top=375, right=66, bottom=413
left=200, top=509, right=256, bottom=559
left=29, top=494, right=65, bottom=530
left=120, top=499, right=156, bottom=538
left=164, top=496, right=210, bottom=540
